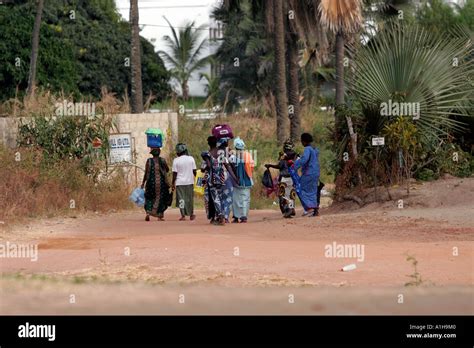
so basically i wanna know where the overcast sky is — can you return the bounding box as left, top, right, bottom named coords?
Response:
left=115, top=0, right=219, bottom=47
left=115, top=0, right=220, bottom=96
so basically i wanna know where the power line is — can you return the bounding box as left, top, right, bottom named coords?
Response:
left=141, top=23, right=212, bottom=30
left=117, top=5, right=209, bottom=9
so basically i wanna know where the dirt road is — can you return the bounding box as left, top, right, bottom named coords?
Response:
left=1, top=178, right=473, bottom=314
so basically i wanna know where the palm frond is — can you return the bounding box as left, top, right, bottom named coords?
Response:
left=347, top=20, right=473, bottom=138
left=319, top=0, right=363, bottom=34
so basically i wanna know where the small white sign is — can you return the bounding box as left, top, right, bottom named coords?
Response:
left=109, top=133, right=132, bottom=164
left=372, top=137, right=385, bottom=146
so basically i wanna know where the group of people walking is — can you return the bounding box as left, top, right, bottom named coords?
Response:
left=140, top=128, right=321, bottom=224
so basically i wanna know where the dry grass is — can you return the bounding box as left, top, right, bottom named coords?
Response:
left=0, top=87, right=130, bottom=119
left=0, top=146, right=132, bottom=223
left=0, top=88, right=135, bottom=223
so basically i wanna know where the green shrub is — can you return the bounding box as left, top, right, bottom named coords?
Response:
left=416, top=168, right=437, bottom=181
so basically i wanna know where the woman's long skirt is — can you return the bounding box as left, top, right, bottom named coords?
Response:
left=222, top=178, right=234, bottom=220
left=232, top=187, right=251, bottom=219
left=299, top=174, right=319, bottom=210
left=175, top=184, right=194, bottom=216
left=144, top=161, right=170, bottom=218
left=278, top=176, right=296, bottom=215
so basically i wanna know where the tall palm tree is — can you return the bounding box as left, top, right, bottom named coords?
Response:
left=273, top=0, right=289, bottom=144
left=285, top=1, right=301, bottom=141
left=285, top=0, right=331, bottom=140
left=319, top=0, right=362, bottom=105
left=286, top=36, right=300, bottom=141
left=130, top=0, right=143, bottom=113
left=319, top=0, right=363, bottom=160
left=158, top=18, right=210, bottom=101
left=319, top=0, right=362, bottom=106
left=26, top=0, right=44, bottom=98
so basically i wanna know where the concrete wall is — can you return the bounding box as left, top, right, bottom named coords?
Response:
left=0, top=117, right=19, bottom=149
left=0, top=112, right=178, bottom=184
left=114, top=112, right=178, bottom=169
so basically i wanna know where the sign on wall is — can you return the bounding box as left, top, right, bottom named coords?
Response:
left=109, top=133, right=132, bottom=164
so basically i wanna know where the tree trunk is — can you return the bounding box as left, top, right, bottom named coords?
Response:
left=335, top=31, right=361, bottom=182
left=26, top=0, right=44, bottom=98
left=287, top=34, right=300, bottom=142
left=335, top=31, right=345, bottom=107
left=130, top=0, right=143, bottom=113
left=181, top=81, right=189, bottom=101
left=273, top=0, right=289, bottom=145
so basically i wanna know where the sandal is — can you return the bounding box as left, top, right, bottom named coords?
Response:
left=179, top=216, right=186, bottom=221
left=213, top=217, right=225, bottom=226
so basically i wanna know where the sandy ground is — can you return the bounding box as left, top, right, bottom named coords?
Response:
left=1, top=177, right=473, bottom=314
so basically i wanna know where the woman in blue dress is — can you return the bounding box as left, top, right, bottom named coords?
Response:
left=293, top=133, right=320, bottom=217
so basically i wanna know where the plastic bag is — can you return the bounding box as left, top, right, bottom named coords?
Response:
left=129, top=187, right=145, bottom=207
left=261, top=169, right=274, bottom=189
left=194, top=170, right=205, bottom=195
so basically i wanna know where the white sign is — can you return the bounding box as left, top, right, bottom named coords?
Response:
left=372, top=137, right=385, bottom=146
left=109, top=133, right=132, bottom=164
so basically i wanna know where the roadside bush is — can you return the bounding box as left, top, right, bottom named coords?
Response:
left=416, top=168, right=437, bottom=181
left=16, top=110, right=115, bottom=180
left=0, top=146, right=131, bottom=223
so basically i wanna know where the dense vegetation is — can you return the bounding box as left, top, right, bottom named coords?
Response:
left=211, top=0, right=474, bottom=193
left=0, top=0, right=170, bottom=101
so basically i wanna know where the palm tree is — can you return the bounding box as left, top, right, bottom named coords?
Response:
left=319, top=0, right=362, bottom=106
left=285, top=0, right=331, bottom=140
left=130, top=0, right=143, bottom=113
left=347, top=20, right=473, bottom=139
left=199, top=72, right=220, bottom=107
left=158, top=18, right=210, bottom=101
left=272, top=0, right=289, bottom=144
left=285, top=1, right=301, bottom=141
left=26, top=0, right=44, bottom=98
left=319, top=0, right=363, bottom=159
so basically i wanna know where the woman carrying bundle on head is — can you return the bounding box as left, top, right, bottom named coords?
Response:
left=201, top=136, right=238, bottom=225
left=141, top=147, right=171, bottom=221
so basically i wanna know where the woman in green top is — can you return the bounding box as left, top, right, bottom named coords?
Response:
left=141, top=147, right=171, bottom=221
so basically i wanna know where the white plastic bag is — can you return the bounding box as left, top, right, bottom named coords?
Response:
left=129, top=187, right=145, bottom=207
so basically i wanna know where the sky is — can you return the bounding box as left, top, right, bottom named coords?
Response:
left=115, top=0, right=221, bottom=97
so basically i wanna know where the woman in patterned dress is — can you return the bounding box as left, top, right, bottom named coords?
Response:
left=141, top=147, right=171, bottom=221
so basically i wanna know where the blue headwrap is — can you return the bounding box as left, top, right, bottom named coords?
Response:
left=234, top=137, right=245, bottom=150
left=175, top=143, right=187, bottom=154
left=217, top=137, right=230, bottom=148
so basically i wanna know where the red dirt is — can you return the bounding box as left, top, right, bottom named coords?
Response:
left=1, top=177, right=473, bottom=314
